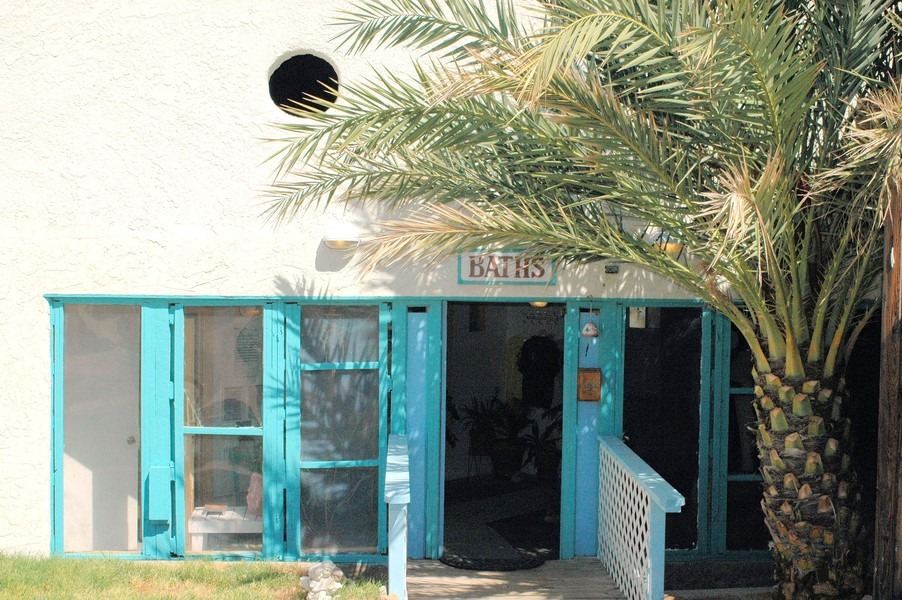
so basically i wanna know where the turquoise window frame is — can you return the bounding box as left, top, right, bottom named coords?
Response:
left=284, top=302, right=391, bottom=563
left=709, top=312, right=769, bottom=559
left=49, top=300, right=64, bottom=556
left=49, top=296, right=393, bottom=563
left=48, top=294, right=761, bottom=563
left=171, top=303, right=267, bottom=560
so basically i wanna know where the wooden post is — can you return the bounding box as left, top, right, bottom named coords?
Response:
left=386, top=435, right=411, bottom=600
left=876, top=180, right=902, bottom=598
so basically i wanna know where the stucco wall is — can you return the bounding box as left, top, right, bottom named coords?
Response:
left=0, top=1, right=693, bottom=554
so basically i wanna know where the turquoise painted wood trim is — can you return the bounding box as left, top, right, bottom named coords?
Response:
left=140, top=303, right=175, bottom=558
left=424, top=301, right=444, bottom=559
left=695, top=307, right=714, bottom=555
left=263, top=302, right=288, bottom=560
left=298, top=554, right=389, bottom=564
left=182, top=427, right=263, bottom=436
left=49, top=301, right=65, bottom=555
left=599, top=303, right=625, bottom=436
left=378, top=303, right=391, bottom=554
left=47, top=294, right=707, bottom=306
left=572, top=302, right=614, bottom=557
left=171, top=305, right=186, bottom=557
left=289, top=303, right=305, bottom=558
left=148, top=466, right=172, bottom=522
left=299, top=362, right=380, bottom=371
left=284, top=303, right=303, bottom=560
left=391, top=303, right=408, bottom=435
left=710, top=312, right=731, bottom=555
left=299, top=460, right=381, bottom=469
left=573, top=402, right=600, bottom=556
left=559, top=303, right=579, bottom=559
left=575, top=401, right=599, bottom=556
left=405, top=309, right=428, bottom=558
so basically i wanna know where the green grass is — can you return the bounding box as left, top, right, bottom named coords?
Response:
left=0, top=555, right=386, bottom=599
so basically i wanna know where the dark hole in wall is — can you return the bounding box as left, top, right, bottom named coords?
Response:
left=269, top=54, right=338, bottom=114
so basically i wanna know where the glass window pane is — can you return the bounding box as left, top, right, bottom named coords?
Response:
left=300, top=370, right=379, bottom=462
left=300, top=467, right=378, bottom=554
left=728, top=394, right=758, bottom=474
left=623, top=306, right=701, bottom=550
left=184, top=306, right=263, bottom=427
left=726, top=481, right=770, bottom=550
left=301, top=305, right=379, bottom=364
left=63, top=304, right=141, bottom=553
left=185, top=435, right=263, bottom=553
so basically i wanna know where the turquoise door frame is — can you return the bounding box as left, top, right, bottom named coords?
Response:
left=141, top=303, right=177, bottom=558
left=50, top=301, right=179, bottom=559
left=412, top=299, right=623, bottom=560
left=567, top=300, right=626, bottom=556
left=393, top=301, right=444, bottom=559
left=49, top=296, right=751, bottom=561
left=50, top=299, right=391, bottom=561
left=49, top=300, right=64, bottom=556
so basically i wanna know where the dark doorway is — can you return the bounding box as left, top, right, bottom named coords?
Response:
left=623, top=306, right=702, bottom=550
left=442, top=301, right=564, bottom=569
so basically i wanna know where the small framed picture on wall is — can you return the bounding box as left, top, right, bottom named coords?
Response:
left=577, top=369, right=601, bottom=401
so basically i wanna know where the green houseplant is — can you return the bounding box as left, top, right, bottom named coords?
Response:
left=521, top=405, right=562, bottom=481
left=489, top=402, right=528, bottom=480
left=460, top=392, right=504, bottom=457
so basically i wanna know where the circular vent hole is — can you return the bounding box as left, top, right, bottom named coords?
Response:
left=269, top=54, right=338, bottom=114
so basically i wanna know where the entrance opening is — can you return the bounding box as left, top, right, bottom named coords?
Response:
left=442, top=301, right=564, bottom=569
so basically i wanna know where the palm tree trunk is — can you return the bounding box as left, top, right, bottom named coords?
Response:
left=754, top=365, right=867, bottom=599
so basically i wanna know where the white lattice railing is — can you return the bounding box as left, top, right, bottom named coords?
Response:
left=597, top=436, right=685, bottom=600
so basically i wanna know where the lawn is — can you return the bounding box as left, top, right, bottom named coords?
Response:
left=0, top=555, right=386, bottom=599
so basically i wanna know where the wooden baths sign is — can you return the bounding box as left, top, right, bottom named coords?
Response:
left=458, top=250, right=556, bottom=285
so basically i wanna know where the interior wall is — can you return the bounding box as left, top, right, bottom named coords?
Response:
left=444, top=303, right=565, bottom=481
left=63, top=305, right=141, bottom=552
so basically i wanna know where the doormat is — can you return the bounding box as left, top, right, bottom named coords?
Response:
left=487, top=510, right=560, bottom=561
left=439, top=552, right=545, bottom=571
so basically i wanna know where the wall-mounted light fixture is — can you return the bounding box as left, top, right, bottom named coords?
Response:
left=322, top=236, right=360, bottom=250
left=529, top=301, right=548, bottom=308
left=322, top=224, right=360, bottom=250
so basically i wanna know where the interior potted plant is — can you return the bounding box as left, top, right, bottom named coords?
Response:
left=489, top=402, right=528, bottom=480
left=520, top=419, right=561, bottom=481
left=460, top=392, right=504, bottom=457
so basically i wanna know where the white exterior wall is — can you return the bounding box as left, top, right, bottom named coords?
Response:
left=0, top=1, right=692, bottom=554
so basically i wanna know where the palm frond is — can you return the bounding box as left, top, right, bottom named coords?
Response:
left=269, top=0, right=902, bottom=379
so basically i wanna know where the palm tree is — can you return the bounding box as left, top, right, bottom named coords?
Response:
left=267, top=1, right=902, bottom=597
